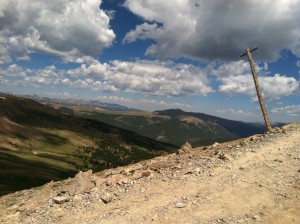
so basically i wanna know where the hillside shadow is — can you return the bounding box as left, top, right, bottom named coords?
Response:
left=43, top=133, right=69, bottom=145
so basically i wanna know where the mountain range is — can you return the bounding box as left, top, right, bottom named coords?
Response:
left=54, top=105, right=265, bottom=147
left=0, top=92, right=267, bottom=196
left=21, top=94, right=133, bottom=111
left=0, top=93, right=175, bottom=195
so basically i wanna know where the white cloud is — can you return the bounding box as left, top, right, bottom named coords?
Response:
left=212, top=60, right=261, bottom=78
left=123, top=23, right=161, bottom=44
left=216, top=108, right=254, bottom=117
left=73, top=79, right=89, bottom=89
left=124, top=0, right=300, bottom=61
left=0, top=64, right=31, bottom=77
left=214, top=108, right=261, bottom=121
left=215, top=61, right=299, bottom=100
left=261, top=74, right=299, bottom=99
left=218, top=75, right=255, bottom=95
left=66, top=59, right=214, bottom=97
left=0, top=0, right=115, bottom=64
left=271, top=104, right=300, bottom=117
left=219, top=74, right=299, bottom=100
left=1, top=58, right=298, bottom=101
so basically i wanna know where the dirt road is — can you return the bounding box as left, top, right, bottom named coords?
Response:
left=1, top=123, right=299, bottom=224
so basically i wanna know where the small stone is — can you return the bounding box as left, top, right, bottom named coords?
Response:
left=74, top=195, right=82, bottom=201
left=274, top=159, right=283, bottom=163
left=223, top=154, right=233, bottom=161
left=151, top=214, right=158, bottom=221
left=212, top=142, right=220, bottom=148
left=175, top=203, right=186, bottom=208
left=218, top=153, right=233, bottom=161
left=250, top=136, right=258, bottom=141
left=253, top=215, right=261, bottom=220
left=106, top=174, right=128, bottom=186
left=100, top=192, right=112, bottom=204
left=194, top=167, right=201, bottom=173
left=141, top=170, right=153, bottom=178
left=52, top=196, right=69, bottom=204
left=183, top=169, right=193, bottom=175
left=92, top=176, right=106, bottom=188
left=182, top=196, right=189, bottom=201
left=176, top=149, right=186, bottom=155
left=245, top=212, right=253, bottom=218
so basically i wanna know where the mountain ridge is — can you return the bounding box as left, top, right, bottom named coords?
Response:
left=15, top=93, right=135, bottom=111
left=60, top=105, right=265, bottom=147
left=155, top=108, right=266, bottom=138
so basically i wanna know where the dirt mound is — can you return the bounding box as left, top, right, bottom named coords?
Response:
left=0, top=123, right=299, bottom=224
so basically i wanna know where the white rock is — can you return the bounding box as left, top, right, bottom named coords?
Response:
left=52, top=196, right=69, bottom=204
left=175, top=203, right=186, bottom=208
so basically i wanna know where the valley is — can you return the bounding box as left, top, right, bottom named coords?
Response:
left=0, top=93, right=266, bottom=196
left=53, top=104, right=265, bottom=147
left=0, top=93, right=175, bottom=196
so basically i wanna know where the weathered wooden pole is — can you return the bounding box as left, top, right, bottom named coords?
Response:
left=241, top=48, right=272, bottom=132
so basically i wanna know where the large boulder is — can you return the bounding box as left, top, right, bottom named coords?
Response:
left=63, top=170, right=95, bottom=196
left=177, top=142, right=192, bottom=155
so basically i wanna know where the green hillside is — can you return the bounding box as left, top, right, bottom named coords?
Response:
left=56, top=106, right=264, bottom=147
left=0, top=93, right=176, bottom=196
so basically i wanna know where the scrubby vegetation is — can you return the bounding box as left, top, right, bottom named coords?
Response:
left=75, top=138, right=167, bottom=172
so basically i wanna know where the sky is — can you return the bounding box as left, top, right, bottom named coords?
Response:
left=0, top=0, right=299, bottom=123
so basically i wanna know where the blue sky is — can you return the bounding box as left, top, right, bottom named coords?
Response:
left=0, top=0, right=299, bottom=123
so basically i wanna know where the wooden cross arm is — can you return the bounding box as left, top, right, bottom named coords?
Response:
left=240, top=47, right=258, bottom=57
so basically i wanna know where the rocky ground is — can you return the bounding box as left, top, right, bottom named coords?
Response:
left=0, top=123, right=299, bottom=224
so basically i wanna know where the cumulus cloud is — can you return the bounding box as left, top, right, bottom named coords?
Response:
left=218, top=74, right=299, bottom=100
left=124, top=0, right=300, bottom=61
left=214, top=60, right=299, bottom=100
left=271, top=104, right=300, bottom=117
left=261, top=74, right=299, bottom=99
left=0, top=64, right=32, bottom=77
left=0, top=58, right=214, bottom=97
left=123, top=23, right=161, bottom=44
left=1, top=58, right=298, bottom=101
left=66, top=59, right=214, bottom=97
left=0, top=0, right=115, bottom=64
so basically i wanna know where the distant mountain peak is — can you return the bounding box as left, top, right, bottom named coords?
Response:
left=155, top=108, right=186, bottom=116
left=15, top=94, right=136, bottom=111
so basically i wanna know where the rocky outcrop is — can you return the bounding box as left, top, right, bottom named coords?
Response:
left=176, top=142, right=192, bottom=155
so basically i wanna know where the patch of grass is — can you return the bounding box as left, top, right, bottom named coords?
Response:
left=43, top=133, right=69, bottom=145
left=36, top=152, right=81, bottom=165
left=0, top=149, right=76, bottom=196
